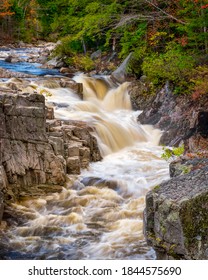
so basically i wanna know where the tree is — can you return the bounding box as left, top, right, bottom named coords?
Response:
left=0, top=0, right=14, bottom=17
left=0, top=0, right=14, bottom=40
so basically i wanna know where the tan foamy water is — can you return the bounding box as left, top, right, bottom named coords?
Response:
left=0, top=74, right=169, bottom=260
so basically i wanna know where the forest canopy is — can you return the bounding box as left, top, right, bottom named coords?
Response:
left=0, top=0, right=208, bottom=94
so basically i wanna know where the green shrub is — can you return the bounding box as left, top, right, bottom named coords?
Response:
left=127, top=46, right=147, bottom=77
left=72, top=54, right=95, bottom=71
left=142, top=43, right=194, bottom=87
left=52, top=36, right=95, bottom=71
left=53, top=36, right=83, bottom=58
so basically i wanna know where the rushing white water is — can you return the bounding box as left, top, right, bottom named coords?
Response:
left=1, top=74, right=169, bottom=260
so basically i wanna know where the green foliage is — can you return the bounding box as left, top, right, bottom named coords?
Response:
left=53, top=36, right=83, bottom=57
left=176, top=1, right=208, bottom=52
left=142, top=43, right=195, bottom=87
left=119, top=23, right=147, bottom=58
left=161, top=145, right=185, bottom=161
left=190, top=65, right=208, bottom=99
left=1, top=0, right=207, bottom=83
left=72, top=54, right=95, bottom=71
left=127, top=47, right=147, bottom=77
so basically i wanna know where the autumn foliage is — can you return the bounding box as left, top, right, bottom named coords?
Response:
left=0, top=0, right=14, bottom=17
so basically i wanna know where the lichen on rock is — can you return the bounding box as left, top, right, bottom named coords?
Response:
left=144, top=166, right=208, bottom=259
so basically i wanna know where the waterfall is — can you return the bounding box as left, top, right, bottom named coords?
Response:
left=0, top=74, right=169, bottom=260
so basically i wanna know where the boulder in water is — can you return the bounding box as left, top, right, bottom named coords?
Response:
left=5, top=55, right=13, bottom=63
left=81, top=177, right=118, bottom=189
left=45, top=57, right=65, bottom=69
left=0, top=90, right=102, bottom=209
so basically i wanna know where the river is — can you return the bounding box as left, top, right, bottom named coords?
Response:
left=0, top=47, right=60, bottom=76
left=0, top=49, right=169, bottom=260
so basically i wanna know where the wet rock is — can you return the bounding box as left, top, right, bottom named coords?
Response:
left=0, top=91, right=101, bottom=206
left=18, top=41, right=26, bottom=48
left=67, top=143, right=80, bottom=157
left=46, top=106, right=54, bottom=120
left=129, top=80, right=155, bottom=111
left=5, top=55, right=13, bottom=63
left=130, top=81, right=208, bottom=152
left=33, top=78, right=83, bottom=98
left=67, top=157, right=81, bottom=174
left=44, top=57, right=65, bottom=69
left=79, top=147, right=91, bottom=169
left=0, top=67, right=34, bottom=78
left=46, top=120, right=102, bottom=174
left=169, top=157, right=208, bottom=178
left=60, top=67, right=72, bottom=74
left=144, top=165, right=208, bottom=260
left=59, top=79, right=83, bottom=98
left=81, top=177, right=118, bottom=189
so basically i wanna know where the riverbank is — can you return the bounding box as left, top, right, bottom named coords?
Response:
left=129, top=79, right=208, bottom=260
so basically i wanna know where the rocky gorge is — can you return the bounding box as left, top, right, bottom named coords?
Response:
left=130, top=79, right=208, bottom=259
left=0, top=45, right=207, bottom=260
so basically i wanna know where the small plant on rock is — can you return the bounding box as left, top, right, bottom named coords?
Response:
left=161, top=144, right=185, bottom=161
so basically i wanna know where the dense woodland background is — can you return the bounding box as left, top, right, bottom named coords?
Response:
left=0, top=0, right=208, bottom=96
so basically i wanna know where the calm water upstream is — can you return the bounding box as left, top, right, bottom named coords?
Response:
left=0, top=51, right=169, bottom=259
left=0, top=47, right=60, bottom=76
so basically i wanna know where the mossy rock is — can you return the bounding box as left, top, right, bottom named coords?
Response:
left=144, top=165, right=208, bottom=259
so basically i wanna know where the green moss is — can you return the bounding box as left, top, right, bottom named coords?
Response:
left=179, top=165, right=191, bottom=175
left=153, top=185, right=161, bottom=191
left=180, top=193, right=208, bottom=247
left=161, top=225, right=167, bottom=235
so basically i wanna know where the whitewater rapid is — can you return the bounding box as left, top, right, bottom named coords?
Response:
left=0, top=74, right=169, bottom=259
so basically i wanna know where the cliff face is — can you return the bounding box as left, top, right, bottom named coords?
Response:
left=0, top=90, right=101, bottom=220
left=130, top=81, right=208, bottom=153
left=0, top=92, right=66, bottom=200
left=129, top=80, right=208, bottom=260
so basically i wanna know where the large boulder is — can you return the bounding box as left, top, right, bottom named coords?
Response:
left=47, top=119, right=102, bottom=175
left=144, top=165, right=208, bottom=259
left=111, top=53, right=132, bottom=83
